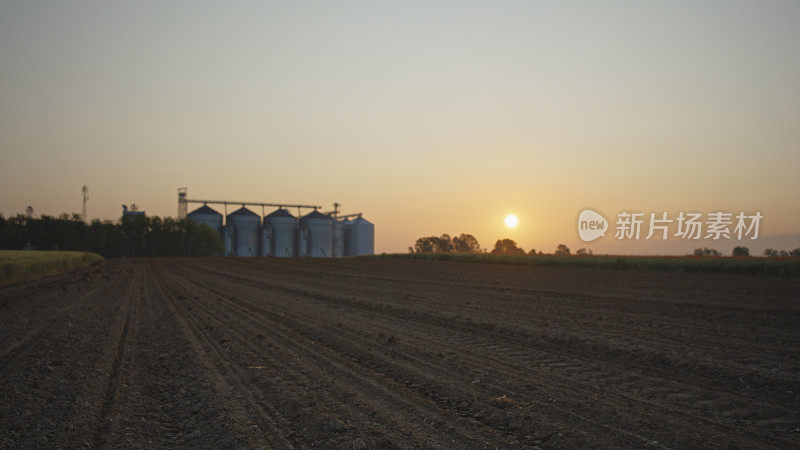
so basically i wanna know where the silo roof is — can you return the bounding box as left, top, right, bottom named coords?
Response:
left=351, top=216, right=373, bottom=225
left=266, top=208, right=295, bottom=219
left=301, top=210, right=333, bottom=221
left=188, top=205, right=222, bottom=216
left=228, top=206, right=259, bottom=217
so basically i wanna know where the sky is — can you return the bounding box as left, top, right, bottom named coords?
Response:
left=1, top=0, right=799, bottom=254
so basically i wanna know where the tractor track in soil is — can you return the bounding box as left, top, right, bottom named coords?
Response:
left=1, top=257, right=798, bottom=448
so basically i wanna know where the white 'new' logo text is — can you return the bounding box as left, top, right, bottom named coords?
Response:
left=578, top=209, right=608, bottom=242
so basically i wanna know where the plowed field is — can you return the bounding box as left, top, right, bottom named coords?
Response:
left=1, top=258, right=798, bottom=448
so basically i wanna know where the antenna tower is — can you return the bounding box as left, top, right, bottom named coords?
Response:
left=81, top=186, right=89, bottom=223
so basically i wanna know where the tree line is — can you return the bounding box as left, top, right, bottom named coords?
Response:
left=700, top=246, right=800, bottom=257
left=412, top=235, right=799, bottom=258
left=0, top=213, right=223, bottom=257
left=410, top=234, right=589, bottom=256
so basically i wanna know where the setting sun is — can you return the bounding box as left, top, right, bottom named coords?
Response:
left=505, top=214, right=519, bottom=228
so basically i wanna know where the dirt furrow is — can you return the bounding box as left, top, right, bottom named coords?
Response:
left=158, top=259, right=513, bottom=448
left=0, top=261, right=133, bottom=448
left=0, top=262, right=129, bottom=363
left=176, top=258, right=799, bottom=446
left=148, top=264, right=287, bottom=448
left=184, top=259, right=798, bottom=408
left=89, top=265, right=139, bottom=446
left=227, top=258, right=800, bottom=361
left=2, top=257, right=798, bottom=448
left=220, top=256, right=800, bottom=398
left=169, top=260, right=687, bottom=447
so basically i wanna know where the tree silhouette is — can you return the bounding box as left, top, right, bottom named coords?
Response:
left=452, top=234, right=481, bottom=253
left=413, top=235, right=454, bottom=253
left=413, top=233, right=480, bottom=253
left=413, top=237, right=435, bottom=253
left=732, top=246, right=749, bottom=257
left=491, top=239, right=524, bottom=255
left=437, top=234, right=453, bottom=253
left=693, top=247, right=721, bottom=257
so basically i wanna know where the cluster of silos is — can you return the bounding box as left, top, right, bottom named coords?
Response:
left=187, top=204, right=373, bottom=257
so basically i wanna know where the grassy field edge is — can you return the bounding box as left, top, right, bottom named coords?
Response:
left=364, top=253, right=800, bottom=276
left=0, top=250, right=104, bottom=285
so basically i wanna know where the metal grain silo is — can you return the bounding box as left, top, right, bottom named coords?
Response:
left=223, top=226, right=234, bottom=256
left=299, top=210, right=332, bottom=258
left=332, top=219, right=344, bottom=258
left=187, top=204, right=223, bottom=234
left=297, top=226, right=309, bottom=257
left=260, top=224, right=273, bottom=257
left=227, top=207, right=260, bottom=257
left=264, top=208, right=297, bottom=257
left=344, top=216, right=374, bottom=256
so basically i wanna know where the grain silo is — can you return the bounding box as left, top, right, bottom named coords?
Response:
left=344, top=216, right=374, bottom=256
left=297, top=227, right=309, bottom=257
left=187, top=204, right=223, bottom=233
left=332, top=219, right=344, bottom=258
left=260, top=224, right=273, bottom=257
left=264, top=208, right=297, bottom=257
left=227, top=206, right=260, bottom=257
left=299, top=210, right=332, bottom=257
left=223, top=226, right=234, bottom=256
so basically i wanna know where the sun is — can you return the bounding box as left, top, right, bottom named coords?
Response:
left=504, top=214, right=519, bottom=228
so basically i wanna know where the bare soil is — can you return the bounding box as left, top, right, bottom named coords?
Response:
left=1, top=258, right=798, bottom=448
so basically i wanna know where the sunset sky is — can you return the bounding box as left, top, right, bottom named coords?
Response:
left=1, top=1, right=799, bottom=254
